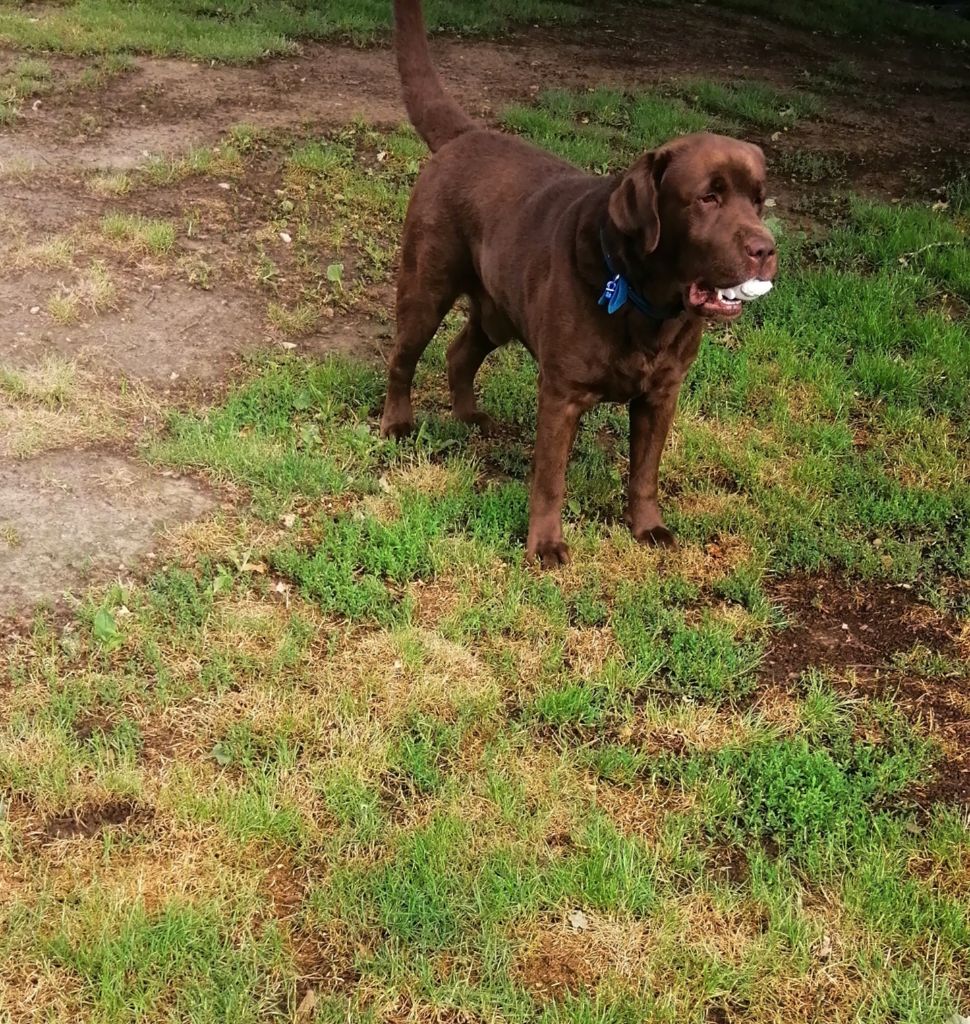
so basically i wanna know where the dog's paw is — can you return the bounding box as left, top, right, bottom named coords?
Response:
left=526, top=539, right=571, bottom=570
left=456, top=411, right=500, bottom=437
left=380, top=414, right=416, bottom=440
left=634, top=525, right=677, bottom=549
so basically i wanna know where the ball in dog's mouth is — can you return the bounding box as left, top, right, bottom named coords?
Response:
left=687, top=279, right=772, bottom=319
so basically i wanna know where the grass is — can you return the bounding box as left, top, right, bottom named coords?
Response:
left=100, top=212, right=177, bottom=257
left=674, top=79, right=823, bottom=130
left=88, top=172, right=133, bottom=197
left=0, top=357, right=139, bottom=457
left=46, top=261, right=117, bottom=324
left=0, top=57, right=53, bottom=123
left=504, top=88, right=714, bottom=172
left=0, top=0, right=962, bottom=62
left=266, top=300, right=320, bottom=337
left=776, top=148, right=846, bottom=184
left=0, top=0, right=584, bottom=61
left=1, top=65, right=969, bottom=1024
left=502, top=82, right=821, bottom=171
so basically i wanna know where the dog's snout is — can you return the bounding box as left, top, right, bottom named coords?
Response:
left=744, top=232, right=777, bottom=279
left=745, top=236, right=776, bottom=262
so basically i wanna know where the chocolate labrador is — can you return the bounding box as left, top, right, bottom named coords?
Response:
left=381, top=0, right=778, bottom=567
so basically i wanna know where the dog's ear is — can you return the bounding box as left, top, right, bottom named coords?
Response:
left=608, top=149, right=670, bottom=253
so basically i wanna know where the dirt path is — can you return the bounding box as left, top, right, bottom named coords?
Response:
left=0, top=451, right=215, bottom=615
left=0, top=4, right=967, bottom=614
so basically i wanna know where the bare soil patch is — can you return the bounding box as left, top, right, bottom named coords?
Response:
left=40, top=798, right=155, bottom=842
left=765, top=574, right=957, bottom=683
left=0, top=449, right=216, bottom=614
left=0, top=40, right=583, bottom=172
left=766, top=574, right=969, bottom=808
left=0, top=275, right=266, bottom=385
left=896, top=672, right=970, bottom=809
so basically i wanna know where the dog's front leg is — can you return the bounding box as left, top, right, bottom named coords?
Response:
left=525, top=384, right=586, bottom=569
left=626, top=387, right=682, bottom=548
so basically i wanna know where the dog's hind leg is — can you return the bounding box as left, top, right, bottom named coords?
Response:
left=381, top=281, right=457, bottom=439
left=447, top=297, right=511, bottom=434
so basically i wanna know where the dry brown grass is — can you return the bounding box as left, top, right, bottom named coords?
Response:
left=10, top=233, right=77, bottom=272
left=0, top=962, right=86, bottom=1024
left=562, top=625, right=617, bottom=678
left=668, top=889, right=767, bottom=964
left=595, top=779, right=698, bottom=843
left=0, top=360, right=147, bottom=458
left=512, top=910, right=655, bottom=1000
left=46, top=262, right=117, bottom=324
left=621, top=699, right=777, bottom=756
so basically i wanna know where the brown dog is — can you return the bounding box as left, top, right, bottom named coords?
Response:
left=381, top=0, right=778, bottom=567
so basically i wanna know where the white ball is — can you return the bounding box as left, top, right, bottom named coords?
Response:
left=737, top=279, right=773, bottom=300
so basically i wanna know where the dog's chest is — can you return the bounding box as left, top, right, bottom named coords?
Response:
left=606, top=320, right=702, bottom=401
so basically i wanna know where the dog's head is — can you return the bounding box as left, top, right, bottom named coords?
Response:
left=609, top=132, right=777, bottom=320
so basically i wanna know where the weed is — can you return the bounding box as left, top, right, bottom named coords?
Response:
left=46, top=262, right=116, bottom=323
left=101, top=212, right=176, bottom=256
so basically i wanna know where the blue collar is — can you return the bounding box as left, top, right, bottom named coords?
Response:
left=598, top=229, right=683, bottom=320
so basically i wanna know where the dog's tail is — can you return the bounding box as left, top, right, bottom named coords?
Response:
left=394, top=0, right=475, bottom=152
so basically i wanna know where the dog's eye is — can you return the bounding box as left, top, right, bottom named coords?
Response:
left=699, top=193, right=719, bottom=206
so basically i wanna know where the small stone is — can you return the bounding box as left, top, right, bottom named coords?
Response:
left=568, top=909, right=590, bottom=932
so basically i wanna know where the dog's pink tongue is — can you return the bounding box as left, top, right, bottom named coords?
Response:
left=689, top=282, right=715, bottom=306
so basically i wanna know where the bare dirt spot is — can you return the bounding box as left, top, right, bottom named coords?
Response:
left=897, top=673, right=970, bottom=809
left=513, top=914, right=636, bottom=1000
left=41, top=798, right=154, bottom=841
left=765, top=574, right=957, bottom=683
left=0, top=275, right=267, bottom=385
left=515, top=936, right=593, bottom=1000
left=766, top=574, right=969, bottom=808
left=0, top=450, right=216, bottom=614
left=0, top=198, right=390, bottom=387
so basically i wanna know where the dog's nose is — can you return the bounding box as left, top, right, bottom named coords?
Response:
left=745, top=236, right=776, bottom=262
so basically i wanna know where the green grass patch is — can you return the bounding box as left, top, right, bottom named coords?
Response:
left=503, top=87, right=714, bottom=171
left=676, top=78, right=822, bottom=130
left=100, top=212, right=177, bottom=256
left=46, top=898, right=290, bottom=1021
left=0, top=0, right=583, bottom=62
left=503, top=81, right=821, bottom=174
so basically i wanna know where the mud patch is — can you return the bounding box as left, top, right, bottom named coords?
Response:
left=41, top=798, right=154, bottom=841
left=764, top=574, right=956, bottom=683
left=0, top=450, right=216, bottom=614
left=766, top=574, right=968, bottom=808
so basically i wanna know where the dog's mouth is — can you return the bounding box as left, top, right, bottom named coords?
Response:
left=686, top=279, right=773, bottom=320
